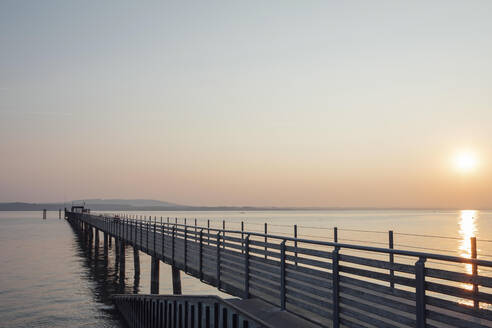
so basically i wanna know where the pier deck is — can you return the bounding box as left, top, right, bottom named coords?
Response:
left=66, top=211, right=492, bottom=328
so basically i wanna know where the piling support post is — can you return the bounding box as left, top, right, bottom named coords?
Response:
left=172, top=266, right=182, bottom=295
left=95, top=228, right=100, bottom=250
left=134, top=246, right=140, bottom=278
left=151, top=256, right=159, bottom=294
left=119, top=241, right=126, bottom=282
left=115, top=238, right=120, bottom=262
left=103, top=232, right=108, bottom=256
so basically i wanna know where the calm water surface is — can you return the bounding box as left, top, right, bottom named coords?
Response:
left=1, top=210, right=491, bottom=327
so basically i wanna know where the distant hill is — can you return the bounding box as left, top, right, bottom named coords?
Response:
left=75, top=199, right=181, bottom=207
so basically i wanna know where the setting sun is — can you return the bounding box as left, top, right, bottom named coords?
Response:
left=454, top=151, right=478, bottom=173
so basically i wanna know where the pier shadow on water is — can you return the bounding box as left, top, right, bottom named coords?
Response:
left=69, top=223, right=137, bottom=327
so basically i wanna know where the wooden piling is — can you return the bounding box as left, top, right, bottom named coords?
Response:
left=119, top=241, right=125, bottom=282
left=43, top=209, right=47, bottom=220
left=172, top=266, right=182, bottom=295
left=134, top=246, right=140, bottom=277
left=95, top=228, right=99, bottom=250
left=115, top=239, right=120, bottom=262
left=151, top=256, right=159, bottom=294
left=103, top=233, right=108, bottom=256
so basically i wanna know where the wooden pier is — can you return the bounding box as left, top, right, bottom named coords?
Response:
left=66, top=210, right=492, bottom=328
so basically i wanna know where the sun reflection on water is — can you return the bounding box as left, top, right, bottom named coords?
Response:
left=459, top=210, right=477, bottom=273
left=458, top=210, right=477, bottom=305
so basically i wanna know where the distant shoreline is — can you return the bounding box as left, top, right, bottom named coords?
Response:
left=0, top=202, right=479, bottom=211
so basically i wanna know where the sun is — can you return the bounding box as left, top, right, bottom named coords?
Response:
left=453, top=151, right=478, bottom=173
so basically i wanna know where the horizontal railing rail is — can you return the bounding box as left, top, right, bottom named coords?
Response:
left=68, top=212, right=492, bottom=328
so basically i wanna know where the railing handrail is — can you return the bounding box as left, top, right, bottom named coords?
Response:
left=89, top=212, right=492, bottom=267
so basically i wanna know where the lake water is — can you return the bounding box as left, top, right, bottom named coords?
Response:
left=1, top=210, right=491, bottom=327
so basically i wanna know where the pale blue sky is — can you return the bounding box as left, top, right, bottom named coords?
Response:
left=1, top=1, right=491, bottom=207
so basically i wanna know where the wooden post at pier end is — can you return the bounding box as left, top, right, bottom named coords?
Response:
left=172, top=266, right=182, bottom=295
left=58, top=209, right=61, bottom=219
left=133, top=247, right=140, bottom=278
left=43, top=209, right=47, bottom=220
left=150, top=256, right=159, bottom=294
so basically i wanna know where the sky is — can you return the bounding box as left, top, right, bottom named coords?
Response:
left=1, top=1, right=491, bottom=208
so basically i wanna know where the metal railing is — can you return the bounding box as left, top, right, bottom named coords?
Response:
left=113, top=294, right=274, bottom=328
left=68, top=212, right=492, bottom=328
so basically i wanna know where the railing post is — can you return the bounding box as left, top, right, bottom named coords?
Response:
left=140, top=220, right=143, bottom=251
left=172, top=227, right=176, bottom=266
left=153, top=219, right=156, bottom=255
left=334, top=227, right=338, bottom=243
left=184, top=226, right=188, bottom=273
left=244, top=234, right=250, bottom=299
left=222, top=220, right=225, bottom=250
left=161, top=218, right=165, bottom=258
left=241, top=221, right=244, bottom=254
left=217, top=232, right=221, bottom=289
left=264, top=223, right=268, bottom=260
left=199, top=229, right=203, bottom=281
left=471, top=237, right=479, bottom=309
left=280, top=240, right=286, bottom=310
left=389, top=230, right=394, bottom=289
left=294, top=224, right=298, bottom=267
left=146, top=219, right=150, bottom=252
left=207, top=219, right=210, bottom=245
left=415, top=257, right=426, bottom=328
left=332, top=246, right=340, bottom=328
